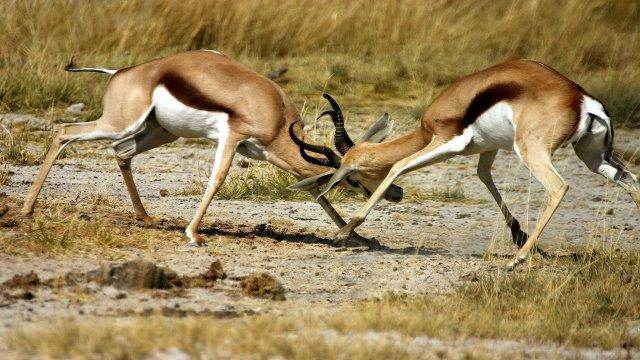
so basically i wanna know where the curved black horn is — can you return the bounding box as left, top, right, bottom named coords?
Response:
left=318, top=93, right=355, bottom=155
left=288, top=121, right=341, bottom=168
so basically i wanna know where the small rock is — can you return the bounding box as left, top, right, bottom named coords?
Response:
left=204, top=260, right=226, bottom=281
left=159, top=189, right=170, bottom=197
left=66, top=103, right=86, bottom=115
left=84, top=260, right=180, bottom=289
left=240, top=273, right=286, bottom=301
left=606, top=208, right=614, bottom=215
left=461, top=272, right=480, bottom=282
left=265, top=67, right=288, bottom=80
left=148, top=347, right=191, bottom=360
left=2, top=271, right=41, bottom=288
left=15, top=291, right=35, bottom=300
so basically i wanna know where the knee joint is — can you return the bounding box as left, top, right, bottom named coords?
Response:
left=116, top=156, right=131, bottom=169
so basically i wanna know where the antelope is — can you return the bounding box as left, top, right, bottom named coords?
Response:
left=20, top=50, right=404, bottom=246
left=291, top=59, right=640, bottom=270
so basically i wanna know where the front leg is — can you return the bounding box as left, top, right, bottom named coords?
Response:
left=334, top=165, right=404, bottom=240
left=335, top=214, right=366, bottom=240
left=309, top=189, right=376, bottom=246
left=332, top=137, right=455, bottom=241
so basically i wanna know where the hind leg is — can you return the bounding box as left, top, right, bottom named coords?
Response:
left=112, top=118, right=178, bottom=225
left=477, top=150, right=529, bottom=247
left=21, top=121, right=113, bottom=215
left=506, top=149, right=568, bottom=270
left=573, top=116, right=640, bottom=210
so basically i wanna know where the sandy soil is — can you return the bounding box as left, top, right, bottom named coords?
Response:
left=1, top=113, right=639, bottom=358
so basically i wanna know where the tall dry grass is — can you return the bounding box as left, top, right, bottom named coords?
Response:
left=1, top=0, right=639, bottom=125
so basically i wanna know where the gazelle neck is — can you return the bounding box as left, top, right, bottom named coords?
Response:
left=354, top=128, right=430, bottom=178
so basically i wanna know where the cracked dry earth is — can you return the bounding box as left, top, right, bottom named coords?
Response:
left=1, top=114, right=640, bottom=358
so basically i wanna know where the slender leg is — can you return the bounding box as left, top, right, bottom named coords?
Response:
left=21, top=121, right=102, bottom=215
left=506, top=154, right=568, bottom=270
left=116, top=158, right=154, bottom=225
left=477, top=150, right=528, bottom=247
left=112, top=119, right=178, bottom=225
left=335, top=136, right=463, bottom=240
left=307, top=188, right=379, bottom=247
left=308, top=188, right=346, bottom=227
left=266, top=153, right=353, bottom=231
left=185, top=133, right=242, bottom=246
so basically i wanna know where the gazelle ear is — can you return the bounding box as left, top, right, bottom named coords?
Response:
left=316, top=166, right=356, bottom=199
left=356, top=113, right=394, bottom=144
left=288, top=171, right=335, bottom=191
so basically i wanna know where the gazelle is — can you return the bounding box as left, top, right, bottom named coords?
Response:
left=291, top=59, right=640, bottom=269
left=21, top=50, right=403, bottom=246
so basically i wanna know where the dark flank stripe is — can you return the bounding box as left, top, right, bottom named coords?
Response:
left=158, top=72, right=234, bottom=114
left=461, top=82, right=524, bottom=128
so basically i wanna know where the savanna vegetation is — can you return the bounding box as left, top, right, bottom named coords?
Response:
left=2, top=1, right=640, bottom=358
left=1, top=0, right=639, bottom=127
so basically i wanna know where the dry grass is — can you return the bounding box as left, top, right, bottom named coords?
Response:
left=173, top=161, right=363, bottom=202
left=172, top=161, right=437, bottom=203
left=0, top=0, right=639, bottom=127
left=0, top=164, right=9, bottom=186
left=0, top=124, right=70, bottom=165
left=0, top=200, right=178, bottom=257
left=5, top=316, right=420, bottom=360
left=337, top=250, right=640, bottom=349
left=5, top=249, right=639, bottom=358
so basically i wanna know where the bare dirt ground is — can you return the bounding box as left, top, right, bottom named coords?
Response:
left=1, top=114, right=639, bottom=358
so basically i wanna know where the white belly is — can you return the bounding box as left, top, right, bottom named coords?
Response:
left=152, top=85, right=229, bottom=141
left=467, top=101, right=515, bottom=152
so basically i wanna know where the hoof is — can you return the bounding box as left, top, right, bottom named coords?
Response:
left=20, top=208, right=34, bottom=217
left=334, top=230, right=351, bottom=242
left=185, top=229, right=207, bottom=247
left=137, top=215, right=160, bottom=227
left=510, top=222, right=529, bottom=248
left=186, top=241, right=207, bottom=248
left=504, top=256, right=526, bottom=272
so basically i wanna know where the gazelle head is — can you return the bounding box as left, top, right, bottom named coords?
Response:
left=288, top=94, right=404, bottom=202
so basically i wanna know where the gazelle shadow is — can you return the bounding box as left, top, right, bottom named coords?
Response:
left=155, top=218, right=448, bottom=257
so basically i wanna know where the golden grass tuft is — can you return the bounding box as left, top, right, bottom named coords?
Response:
left=173, top=161, right=362, bottom=202
left=335, top=249, right=640, bottom=349
left=0, top=164, right=9, bottom=186
left=0, top=200, right=178, bottom=257
left=0, top=124, right=70, bottom=165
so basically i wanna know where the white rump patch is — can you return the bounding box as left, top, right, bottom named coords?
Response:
left=401, top=102, right=516, bottom=173
left=152, top=85, right=230, bottom=141
left=567, top=95, right=610, bottom=146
